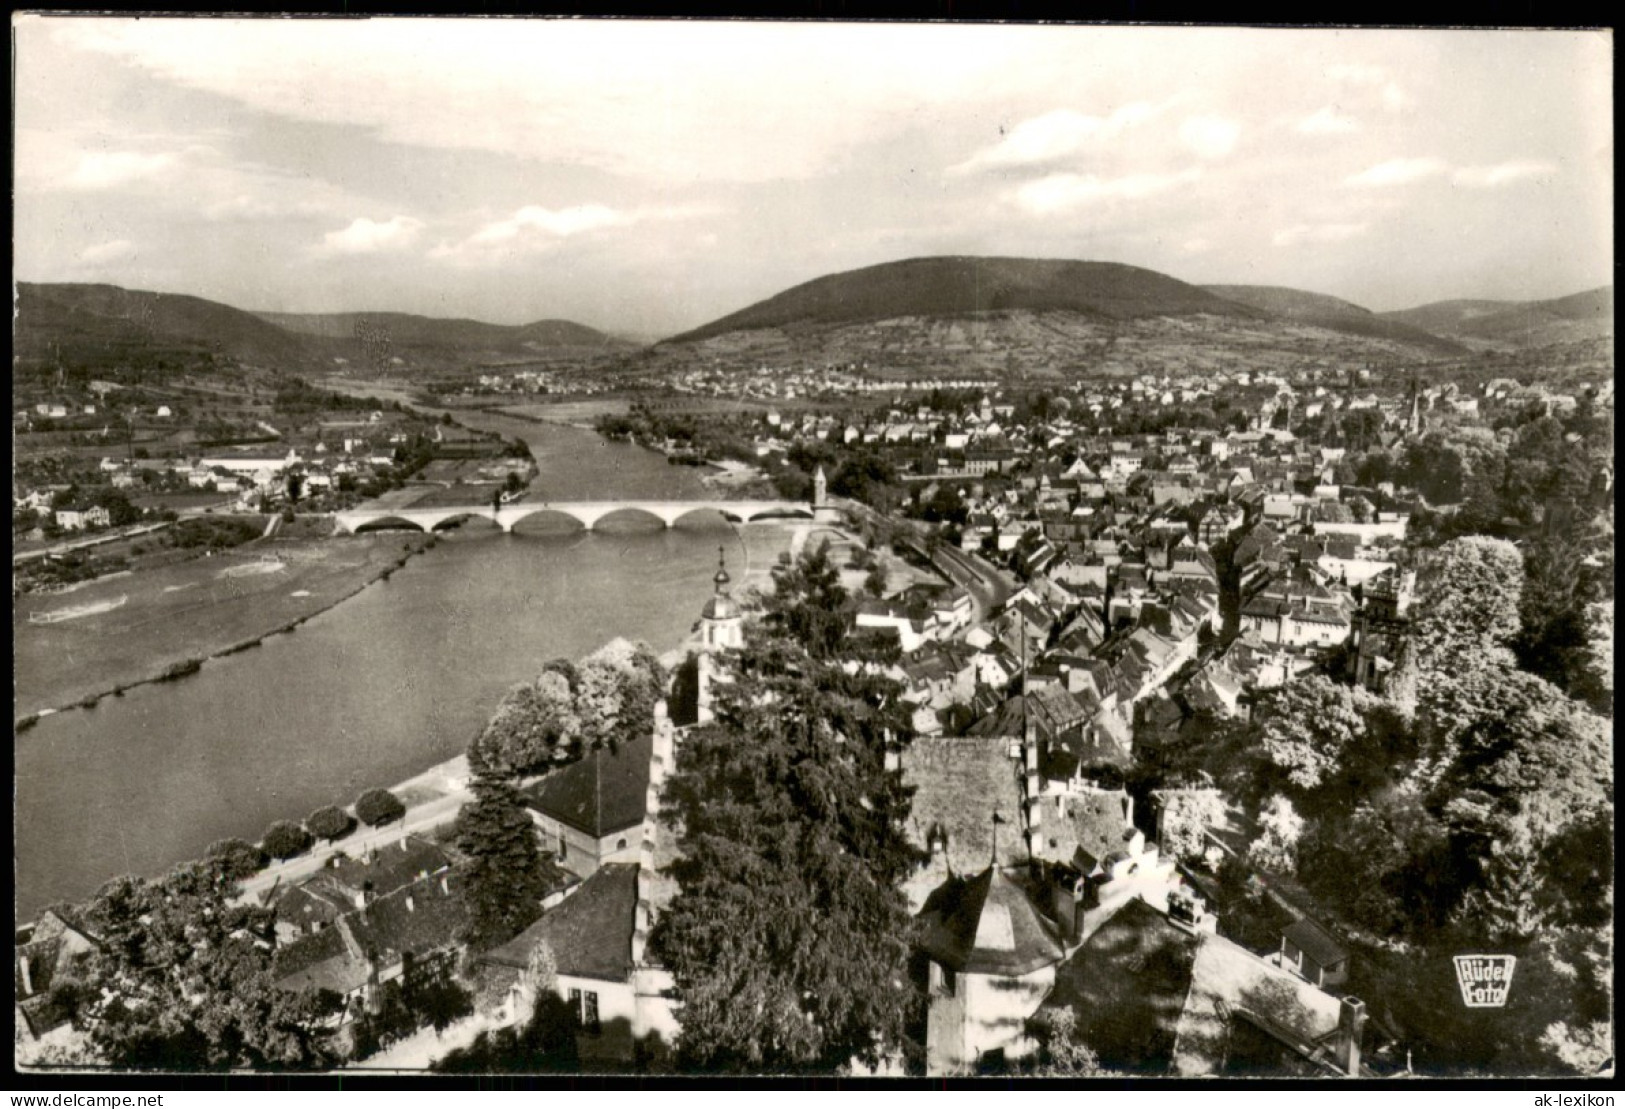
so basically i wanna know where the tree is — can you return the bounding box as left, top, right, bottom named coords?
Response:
left=863, top=561, right=888, bottom=598
left=762, top=539, right=849, bottom=660
left=573, top=638, right=664, bottom=753
left=355, top=788, right=406, bottom=827
left=1411, top=536, right=1524, bottom=678
left=1154, top=787, right=1227, bottom=861
left=205, top=837, right=266, bottom=881
left=470, top=669, right=581, bottom=777
left=1247, top=794, right=1304, bottom=875
left=261, top=820, right=314, bottom=860
left=76, top=863, right=341, bottom=1070
left=1252, top=676, right=1386, bottom=795
left=455, top=776, right=551, bottom=952
left=1025, top=1009, right=1106, bottom=1076
left=652, top=635, right=920, bottom=1073
left=1298, top=791, right=1453, bottom=936
left=306, top=805, right=354, bottom=842
left=433, top=985, right=579, bottom=1073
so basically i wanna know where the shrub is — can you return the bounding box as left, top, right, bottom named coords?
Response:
left=356, top=788, right=406, bottom=827
left=307, top=805, right=355, bottom=841
left=206, top=837, right=267, bottom=879
left=262, top=820, right=314, bottom=860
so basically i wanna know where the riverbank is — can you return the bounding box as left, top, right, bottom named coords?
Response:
left=13, top=529, right=433, bottom=725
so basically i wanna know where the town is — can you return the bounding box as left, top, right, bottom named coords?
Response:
left=15, top=345, right=1614, bottom=1076
left=12, top=14, right=1613, bottom=1090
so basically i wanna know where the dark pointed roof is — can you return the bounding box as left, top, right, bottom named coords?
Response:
left=480, top=862, right=640, bottom=983
left=916, top=865, right=1066, bottom=977
left=520, top=731, right=653, bottom=837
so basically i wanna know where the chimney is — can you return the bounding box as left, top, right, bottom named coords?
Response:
left=440, top=874, right=450, bottom=897
left=1338, top=996, right=1366, bottom=1076
left=405, top=894, right=415, bottom=914
left=18, top=953, right=33, bottom=997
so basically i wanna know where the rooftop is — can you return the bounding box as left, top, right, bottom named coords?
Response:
left=915, top=865, right=1067, bottom=977
left=481, top=862, right=640, bottom=983
left=521, top=730, right=654, bottom=838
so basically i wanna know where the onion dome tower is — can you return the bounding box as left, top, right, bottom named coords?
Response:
left=700, top=546, right=743, bottom=652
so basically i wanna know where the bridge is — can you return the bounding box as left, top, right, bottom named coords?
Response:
left=333, top=499, right=824, bottom=535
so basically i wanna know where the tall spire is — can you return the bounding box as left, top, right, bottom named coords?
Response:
left=713, top=545, right=731, bottom=593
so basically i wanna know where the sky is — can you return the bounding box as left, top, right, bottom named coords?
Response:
left=12, top=18, right=1614, bottom=338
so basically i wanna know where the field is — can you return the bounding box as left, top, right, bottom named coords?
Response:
left=14, top=531, right=429, bottom=722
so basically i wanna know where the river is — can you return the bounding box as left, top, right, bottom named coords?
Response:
left=13, top=413, right=794, bottom=922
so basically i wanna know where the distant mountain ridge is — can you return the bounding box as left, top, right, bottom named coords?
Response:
left=669, top=257, right=1266, bottom=344
left=16, top=282, right=313, bottom=367
left=1201, top=284, right=1467, bottom=354
left=254, top=311, right=620, bottom=350
left=1380, top=286, right=1612, bottom=349
left=14, top=283, right=625, bottom=375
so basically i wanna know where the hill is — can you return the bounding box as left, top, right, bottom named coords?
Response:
left=670, top=257, right=1266, bottom=344
left=15, top=282, right=315, bottom=369
left=13, top=283, right=629, bottom=382
left=254, top=311, right=620, bottom=351
left=1201, top=285, right=1466, bottom=354
left=641, top=256, right=1467, bottom=380
left=1381, top=286, right=1612, bottom=349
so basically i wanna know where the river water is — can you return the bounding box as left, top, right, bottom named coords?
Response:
left=13, top=413, right=787, bottom=922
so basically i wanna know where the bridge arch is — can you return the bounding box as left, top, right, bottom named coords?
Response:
left=577, top=505, right=679, bottom=531
left=665, top=505, right=740, bottom=529
left=350, top=514, right=431, bottom=534
left=426, top=511, right=501, bottom=532
left=740, top=505, right=816, bottom=524
left=501, top=506, right=589, bottom=534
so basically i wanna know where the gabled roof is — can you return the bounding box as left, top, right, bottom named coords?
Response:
left=916, top=866, right=1066, bottom=977
left=481, top=862, right=640, bottom=984
left=521, top=731, right=653, bottom=837
left=900, top=735, right=1025, bottom=882
left=1032, top=788, right=1138, bottom=870
left=1282, top=917, right=1349, bottom=967
left=1040, top=896, right=1350, bottom=1075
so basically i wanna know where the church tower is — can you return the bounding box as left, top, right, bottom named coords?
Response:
left=1406, top=378, right=1425, bottom=438
left=813, top=465, right=828, bottom=511
left=695, top=548, right=742, bottom=725
left=700, top=547, right=743, bottom=651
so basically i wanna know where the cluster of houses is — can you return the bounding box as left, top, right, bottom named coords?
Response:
left=14, top=503, right=1416, bottom=1074
left=12, top=433, right=415, bottom=535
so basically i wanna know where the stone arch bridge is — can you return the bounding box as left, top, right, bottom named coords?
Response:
left=333, top=499, right=825, bottom=535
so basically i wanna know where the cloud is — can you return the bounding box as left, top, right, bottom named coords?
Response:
left=1452, top=160, right=1558, bottom=188
left=1296, top=107, right=1359, bottom=135
left=1012, top=169, right=1201, bottom=215
left=1178, top=115, right=1240, bottom=159
left=78, top=239, right=138, bottom=265
left=52, top=19, right=1102, bottom=185
left=1345, top=157, right=1448, bottom=187
left=65, top=151, right=174, bottom=189
left=204, top=192, right=333, bottom=222
left=950, top=103, right=1158, bottom=173
left=318, top=215, right=424, bottom=255
left=430, top=202, right=716, bottom=265
left=1326, top=62, right=1409, bottom=112
left=467, top=204, right=627, bottom=246
left=1273, top=222, right=1369, bottom=247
